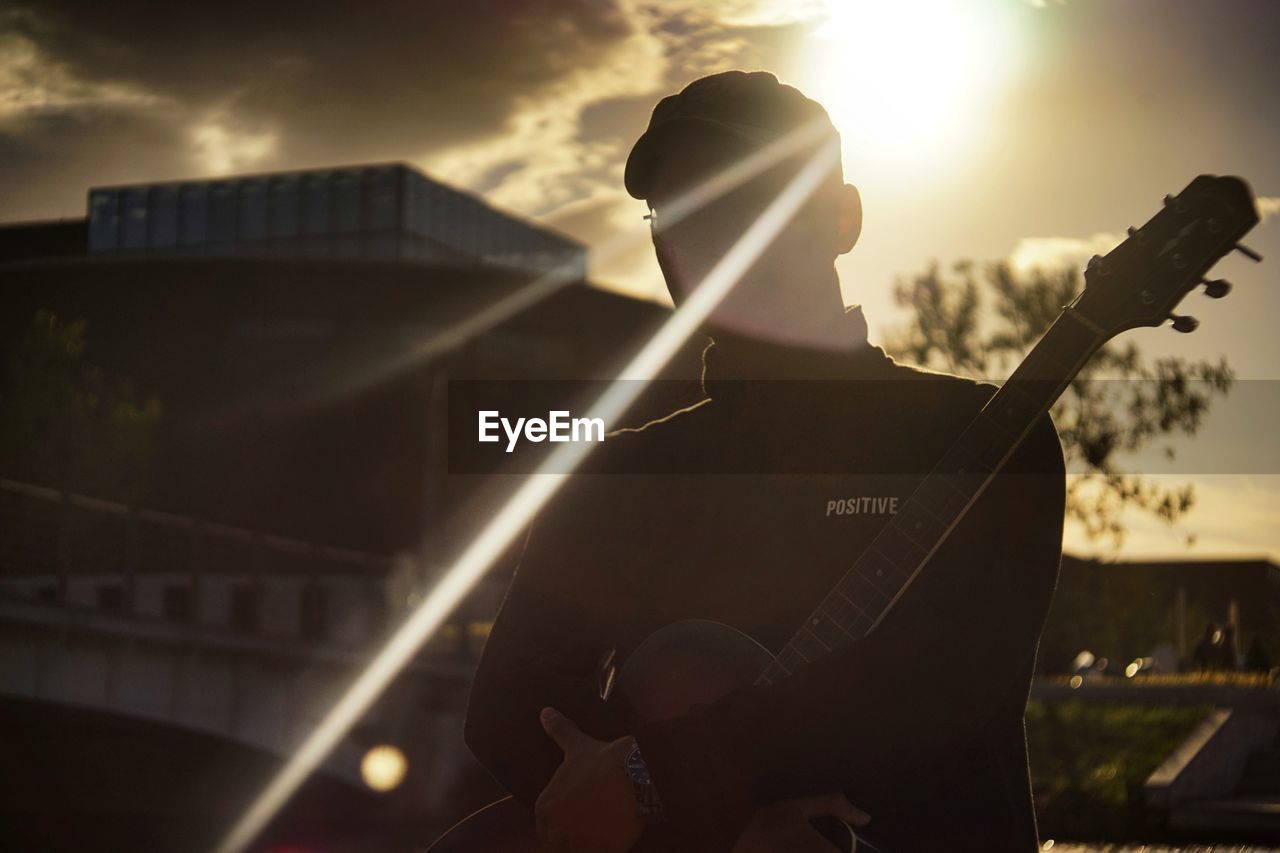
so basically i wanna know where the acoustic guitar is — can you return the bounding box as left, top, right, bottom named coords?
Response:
left=429, top=175, right=1261, bottom=852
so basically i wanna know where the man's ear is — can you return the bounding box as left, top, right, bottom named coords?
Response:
left=834, top=183, right=862, bottom=255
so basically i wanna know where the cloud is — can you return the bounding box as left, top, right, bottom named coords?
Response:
left=0, top=1, right=639, bottom=218
left=1008, top=231, right=1122, bottom=275
left=417, top=0, right=818, bottom=296
left=1066, top=474, right=1280, bottom=561
left=1009, top=194, right=1278, bottom=276
left=190, top=111, right=279, bottom=175
left=0, top=0, right=818, bottom=276
left=0, top=30, right=166, bottom=121
left=425, top=0, right=819, bottom=220
left=420, top=2, right=666, bottom=220
left=673, top=0, right=826, bottom=28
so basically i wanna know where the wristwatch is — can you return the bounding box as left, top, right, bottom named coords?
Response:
left=623, top=742, right=664, bottom=820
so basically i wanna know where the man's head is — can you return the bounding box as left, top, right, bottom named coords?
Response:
left=625, top=71, right=862, bottom=338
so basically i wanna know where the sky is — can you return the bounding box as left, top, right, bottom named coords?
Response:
left=2, top=0, right=1278, bottom=560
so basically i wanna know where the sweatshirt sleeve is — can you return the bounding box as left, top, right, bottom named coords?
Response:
left=462, top=481, right=634, bottom=807
left=631, top=414, right=1066, bottom=847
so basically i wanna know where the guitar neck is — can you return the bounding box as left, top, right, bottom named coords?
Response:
left=757, top=307, right=1105, bottom=686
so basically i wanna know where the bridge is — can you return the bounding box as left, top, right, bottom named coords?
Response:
left=0, top=476, right=506, bottom=847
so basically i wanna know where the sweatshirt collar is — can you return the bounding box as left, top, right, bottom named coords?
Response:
left=699, top=305, right=891, bottom=391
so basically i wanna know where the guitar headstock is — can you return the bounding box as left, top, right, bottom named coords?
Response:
left=1073, top=175, right=1261, bottom=338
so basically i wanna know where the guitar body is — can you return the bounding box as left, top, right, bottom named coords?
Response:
left=428, top=619, right=857, bottom=852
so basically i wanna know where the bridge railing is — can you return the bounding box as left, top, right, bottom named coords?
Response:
left=0, top=476, right=391, bottom=580
left=0, top=477, right=505, bottom=657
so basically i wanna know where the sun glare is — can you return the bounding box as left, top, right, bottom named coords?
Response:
left=797, top=0, right=1022, bottom=173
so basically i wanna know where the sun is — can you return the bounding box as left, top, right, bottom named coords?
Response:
left=794, top=0, right=1023, bottom=175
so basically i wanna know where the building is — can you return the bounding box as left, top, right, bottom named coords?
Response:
left=84, top=162, right=587, bottom=280
left=0, top=162, right=667, bottom=851
left=0, top=162, right=667, bottom=550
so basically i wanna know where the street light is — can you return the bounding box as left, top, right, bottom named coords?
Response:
left=360, top=744, right=407, bottom=793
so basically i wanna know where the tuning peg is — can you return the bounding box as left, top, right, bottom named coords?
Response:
left=1202, top=278, right=1232, bottom=298
left=1127, top=226, right=1137, bottom=236
left=1171, top=315, right=1199, bottom=333
left=1234, top=243, right=1263, bottom=262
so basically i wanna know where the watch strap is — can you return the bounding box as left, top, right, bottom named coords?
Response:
left=624, top=743, right=664, bottom=819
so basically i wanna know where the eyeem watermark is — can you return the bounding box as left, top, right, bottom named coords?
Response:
left=478, top=410, right=606, bottom=453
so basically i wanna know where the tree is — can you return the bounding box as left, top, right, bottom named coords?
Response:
left=0, top=310, right=162, bottom=502
left=887, top=260, right=1232, bottom=550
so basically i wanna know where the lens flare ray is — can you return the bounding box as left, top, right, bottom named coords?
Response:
left=212, top=118, right=838, bottom=426
left=214, top=135, right=840, bottom=853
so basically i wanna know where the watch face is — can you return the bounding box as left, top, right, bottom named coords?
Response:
left=625, top=746, right=652, bottom=785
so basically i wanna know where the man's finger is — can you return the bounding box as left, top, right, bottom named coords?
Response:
left=540, top=707, right=589, bottom=754
left=797, top=792, right=870, bottom=827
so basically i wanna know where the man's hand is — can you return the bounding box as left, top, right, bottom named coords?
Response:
left=731, top=793, right=870, bottom=853
left=535, top=707, right=645, bottom=853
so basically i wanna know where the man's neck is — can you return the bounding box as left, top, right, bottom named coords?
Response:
left=698, top=302, right=875, bottom=385
left=704, top=304, right=869, bottom=354
left=701, top=269, right=861, bottom=351
left=706, top=312, right=861, bottom=352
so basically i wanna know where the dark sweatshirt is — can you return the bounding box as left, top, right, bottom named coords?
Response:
left=463, top=312, right=1065, bottom=852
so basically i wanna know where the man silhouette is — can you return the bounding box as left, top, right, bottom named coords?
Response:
left=457, top=70, right=1065, bottom=852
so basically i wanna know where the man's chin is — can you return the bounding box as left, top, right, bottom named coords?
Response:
left=666, top=268, right=773, bottom=307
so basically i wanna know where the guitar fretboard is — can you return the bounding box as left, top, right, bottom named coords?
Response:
left=757, top=309, right=1103, bottom=686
